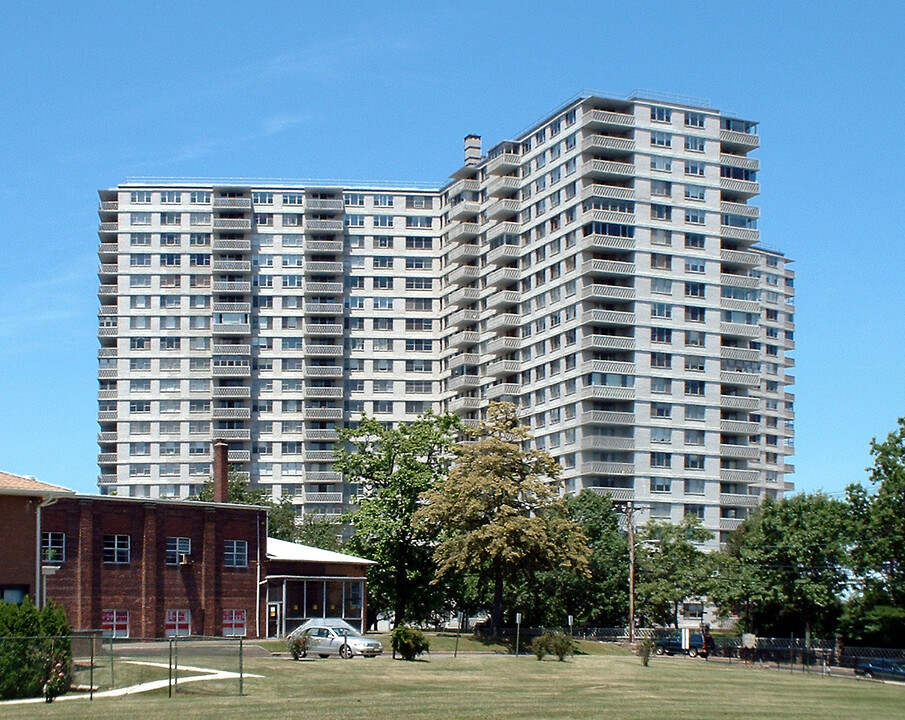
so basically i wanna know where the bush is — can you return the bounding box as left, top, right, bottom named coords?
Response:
left=639, top=637, right=655, bottom=667
left=0, top=598, right=71, bottom=701
left=532, top=631, right=574, bottom=661
left=287, top=633, right=311, bottom=660
left=391, top=624, right=429, bottom=661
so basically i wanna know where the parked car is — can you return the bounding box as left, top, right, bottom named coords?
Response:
left=288, top=624, right=383, bottom=659
left=654, top=633, right=715, bottom=658
left=854, top=658, right=905, bottom=681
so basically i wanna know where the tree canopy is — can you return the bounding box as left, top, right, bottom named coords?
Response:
left=414, top=402, right=589, bottom=635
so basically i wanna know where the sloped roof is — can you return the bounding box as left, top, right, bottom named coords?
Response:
left=0, top=471, right=72, bottom=496
left=266, top=536, right=375, bottom=565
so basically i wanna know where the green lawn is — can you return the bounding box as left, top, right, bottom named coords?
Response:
left=4, top=650, right=901, bottom=719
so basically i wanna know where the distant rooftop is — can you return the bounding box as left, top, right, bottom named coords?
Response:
left=266, top=536, right=375, bottom=565
left=0, top=470, right=72, bottom=496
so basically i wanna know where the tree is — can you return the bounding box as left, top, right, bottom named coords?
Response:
left=414, top=402, right=590, bottom=635
left=335, top=412, right=462, bottom=627
left=635, top=514, right=713, bottom=627
left=294, top=513, right=342, bottom=553
left=716, top=494, right=849, bottom=637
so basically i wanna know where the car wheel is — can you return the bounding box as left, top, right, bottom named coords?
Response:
left=655, top=645, right=666, bottom=656
left=301, top=651, right=307, bottom=659
left=688, top=648, right=698, bottom=658
left=864, top=671, right=873, bottom=679
left=340, top=644, right=353, bottom=660
left=319, top=654, right=330, bottom=659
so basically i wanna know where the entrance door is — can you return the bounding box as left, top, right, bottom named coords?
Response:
left=268, top=602, right=283, bottom=637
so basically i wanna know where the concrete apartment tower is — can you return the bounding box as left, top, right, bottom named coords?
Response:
left=97, top=92, right=794, bottom=551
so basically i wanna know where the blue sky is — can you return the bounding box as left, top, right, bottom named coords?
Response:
left=1, top=2, right=903, bottom=495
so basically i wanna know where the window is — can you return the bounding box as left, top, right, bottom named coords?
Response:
left=685, top=355, right=705, bottom=372
left=405, top=216, right=433, bottom=228
left=131, top=191, right=151, bottom=204
left=685, top=258, right=706, bottom=274
left=685, top=330, right=706, bottom=347
left=223, top=609, right=246, bottom=637
left=685, top=405, right=706, bottom=421
left=651, top=402, right=672, bottom=418
left=405, top=339, right=432, bottom=351
left=651, top=303, right=672, bottom=318
left=344, top=193, right=365, bottom=206
left=373, top=379, right=393, bottom=393
left=684, top=136, right=706, bottom=153
left=651, top=204, right=671, bottom=221
left=685, top=380, right=705, bottom=396
left=685, top=429, right=705, bottom=445
left=42, top=532, right=65, bottom=563
left=685, top=209, right=706, bottom=225
left=103, top=534, right=131, bottom=564
left=165, top=609, right=191, bottom=637
left=101, top=609, right=130, bottom=638
left=650, top=131, right=672, bottom=147
left=405, top=277, right=432, bottom=290
left=650, top=452, right=672, bottom=468
left=166, top=537, right=191, bottom=565
left=651, top=277, right=672, bottom=294
left=651, top=352, right=672, bottom=368
left=651, top=253, right=672, bottom=270
left=684, top=454, right=705, bottom=470
left=651, top=476, right=671, bottom=492
left=685, top=161, right=705, bottom=177
left=373, top=400, right=393, bottom=413
left=405, top=236, right=433, bottom=249
left=651, top=106, right=671, bottom=123
left=685, top=306, right=706, bottom=323
left=651, top=377, right=671, bottom=394
left=684, top=185, right=706, bottom=200
left=650, top=156, right=672, bottom=172
left=224, top=540, right=248, bottom=568
left=651, top=327, right=672, bottom=343
left=685, top=282, right=705, bottom=298
left=685, top=233, right=705, bottom=249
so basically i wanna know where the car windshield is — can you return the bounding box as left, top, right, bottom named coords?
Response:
left=331, top=628, right=358, bottom=637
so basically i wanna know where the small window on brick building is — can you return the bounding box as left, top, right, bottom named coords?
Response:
left=165, top=609, right=191, bottom=636
left=41, top=532, right=66, bottom=563
left=102, top=610, right=130, bottom=638
left=223, top=609, right=247, bottom=637
left=103, top=534, right=131, bottom=564
left=166, top=537, right=192, bottom=565
left=224, top=540, right=248, bottom=568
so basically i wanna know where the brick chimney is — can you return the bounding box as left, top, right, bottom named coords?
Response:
left=464, top=134, right=482, bottom=165
left=213, top=441, right=230, bottom=503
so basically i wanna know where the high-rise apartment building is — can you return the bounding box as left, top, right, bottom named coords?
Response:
left=97, top=93, right=794, bottom=546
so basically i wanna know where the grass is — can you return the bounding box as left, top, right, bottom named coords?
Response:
left=3, top=645, right=902, bottom=720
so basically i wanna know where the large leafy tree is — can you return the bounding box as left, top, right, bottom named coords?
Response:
left=335, top=412, right=462, bottom=627
left=716, top=493, right=849, bottom=637
left=635, top=514, right=713, bottom=627
left=414, top=402, right=590, bottom=635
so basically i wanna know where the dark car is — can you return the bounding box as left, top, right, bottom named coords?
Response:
left=654, top=633, right=715, bottom=658
left=854, top=658, right=905, bottom=681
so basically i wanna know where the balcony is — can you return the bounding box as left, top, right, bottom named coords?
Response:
left=98, top=222, right=119, bottom=233
left=448, top=374, right=480, bottom=392
left=486, top=243, right=520, bottom=265
left=582, top=461, right=634, bottom=476
left=98, top=368, right=117, bottom=379
left=486, top=336, right=520, bottom=355
left=213, top=197, right=252, bottom=210
left=212, top=260, right=251, bottom=272
left=583, top=309, right=635, bottom=325
left=720, top=226, right=760, bottom=243
left=212, top=363, right=251, bottom=377
left=212, top=322, right=250, bottom=335
left=213, top=386, right=251, bottom=399
left=449, top=201, right=481, bottom=222
left=213, top=238, right=252, bottom=251
left=486, top=176, right=520, bottom=198
left=486, top=383, right=520, bottom=400
left=447, top=223, right=480, bottom=242
left=580, top=410, right=635, bottom=425
left=448, top=352, right=480, bottom=369
left=586, top=109, right=634, bottom=128
left=98, top=326, right=117, bottom=337
left=485, top=358, right=520, bottom=377
left=306, top=471, right=343, bottom=483
left=721, top=444, right=760, bottom=460
left=448, top=243, right=480, bottom=263
left=581, top=208, right=635, bottom=226
left=585, top=159, right=635, bottom=179
left=719, top=517, right=745, bottom=532
left=448, top=309, right=480, bottom=328
left=305, top=407, right=343, bottom=420
left=306, top=429, right=339, bottom=441
left=305, top=199, right=344, bottom=212
left=719, top=297, right=760, bottom=313
left=98, top=242, right=119, bottom=255
left=306, top=239, right=344, bottom=253
left=97, top=474, right=118, bottom=486
left=581, top=259, right=635, bottom=276
left=580, top=135, right=635, bottom=153
left=719, top=129, right=760, bottom=150
left=306, top=219, right=344, bottom=233
left=581, top=183, right=635, bottom=202
left=447, top=286, right=481, bottom=307
left=448, top=396, right=482, bottom=412
left=304, top=344, right=343, bottom=356
left=486, top=313, right=520, bottom=331
left=305, top=302, right=343, bottom=314
left=213, top=218, right=251, bottom=230
left=303, top=491, right=344, bottom=504
left=213, top=301, right=251, bottom=313
left=97, top=452, right=117, bottom=464
left=486, top=199, right=520, bottom=220
left=447, top=178, right=480, bottom=197
left=580, top=335, right=634, bottom=351
left=720, top=200, right=760, bottom=218
left=720, top=371, right=760, bottom=386
left=581, top=360, right=634, bottom=375
left=485, top=152, right=521, bottom=175
left=720, top=395, right=759, bottom=410
left=306, top=261, right=344, bottom=273
left=447, top=265, right=479, bottom=285
left=720, top=322, right=760, bottom=338
left=588, top=486, right=635, bottom=501
left=486, top=267, right=520, bottom=288
left=719, top=178, right=759, bottom=197
left=486, top=290, right=520, bottom=310
left=98, top=431, right=118, bottom=443
left=213, top=343, right=250, bottom=355
left=304, top=387, right=343, bottom=399
left=720, top=273, right=760, bottom=289
left=720, top=420, right=760, bottom=434
left=215, top=429, right=251, bottom=441
left=305, top=324, right=343, bottom=335
left=486, top=221, right=520, bottom=244
left=212, top=407, right=251, bottom=420
left=581, top=436, right=634, bottom=451
left=720, top=493, right=761, bottom=508
left=581, top=283, right=635, bottom=301
left=98, top=263, right=118, bottom=276
left=305, top=450, right=336, bottom=462
left=304, top=282, right=343, bottom=294
left=720, top=469, right=759, bottom=483
left=447, top=330, right=480, bottom=348
left=212, top=281, right=251, bottom=293
left=305, top=365, right=343, bottom=377
left=721, top=347, right=761, bottom=362
left=98, top=284, right=118, bottom=296
left=580, top=385, right=635, bottom=401
left=228, top=450, right=251, bottom=462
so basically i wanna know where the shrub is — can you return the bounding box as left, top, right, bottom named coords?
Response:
left=639, top=637, right=655, bottom=667
left=532, top=632, right=552, bottom=660
left=391, top=624, right=429, bottom=661
left=549, top=631, right=575, bottom=662
left=287, top=633, right=311, bottom=660
left=0, top=598, right=71, bottom=701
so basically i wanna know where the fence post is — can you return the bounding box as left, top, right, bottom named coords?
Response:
left=790, top=634, right=794, bottom=674
left=168, top=638, right=173, bottom=698
left=89, top=636, right=94, bottom=701
left=239, top=638, right=244, bottom=697
left=173, top=635, right=178, bottom=693
left=109, top=635, right=115, bottom=689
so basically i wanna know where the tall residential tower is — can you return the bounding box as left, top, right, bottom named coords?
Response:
left=97, top=93, right=794, bottom=546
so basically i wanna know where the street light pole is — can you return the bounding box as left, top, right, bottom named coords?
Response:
left=626, top=501, right=635, bottom=645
